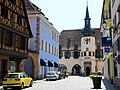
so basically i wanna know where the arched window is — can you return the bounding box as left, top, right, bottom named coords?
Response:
left=73, top=44, right=80, bottom=59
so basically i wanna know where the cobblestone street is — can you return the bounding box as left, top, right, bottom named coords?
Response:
left=23, top=76, right=120, bottom=90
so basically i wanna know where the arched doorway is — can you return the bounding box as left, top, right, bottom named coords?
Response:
left=23, top=56, right=34, bottom=79
left=86, top=66, right=90, bottom=76
left=72, top=64, right=81, bottom=75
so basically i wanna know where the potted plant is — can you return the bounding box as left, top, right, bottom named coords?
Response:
left=90, top=72, right=102, bottom=89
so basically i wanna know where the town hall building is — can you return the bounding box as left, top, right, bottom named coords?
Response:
left=59, top=5, right=103, bottom=76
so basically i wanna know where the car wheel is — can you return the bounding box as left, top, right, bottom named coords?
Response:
left=3, top=87, right=7, bottom=90
left=29, top=81, right=33, bottom=87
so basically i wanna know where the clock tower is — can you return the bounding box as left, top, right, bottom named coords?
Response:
left=81, top=3, right=96, bottom=76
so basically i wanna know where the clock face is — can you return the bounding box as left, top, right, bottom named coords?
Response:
left=84, top=38, right=90, bottom=44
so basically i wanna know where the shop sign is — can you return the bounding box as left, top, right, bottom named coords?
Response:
left=104, top=47, right=110, bottom=52
left=102, top=37, right=112, bottom=46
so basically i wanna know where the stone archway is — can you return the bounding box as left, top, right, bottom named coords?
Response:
left=84, top=62, right=91, bottom=76
left=72, top=64, right=81, bottom=75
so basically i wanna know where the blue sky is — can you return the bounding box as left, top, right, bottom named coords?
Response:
left=30, top=0, right=103, bottom=32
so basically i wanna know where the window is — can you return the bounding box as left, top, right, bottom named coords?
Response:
left=41, top=40, right=44, bottom=50
left=45, top=42, right=47, bottom=52
left=64, top=51, right=71, bottom=59
left=59, top=45, right=63, bottom=59
left=20, top=74, right=23, bottom=78
left=52, top=46, right=53, bottom=54
left=86, top=20, right=89, bottom=25
left=19, top=36, right=25, bottom=49
left=15, top=35, right=18, bottom=48
left=84, top=52, right=86, bottom=56
left=73, top=44, right=79, bottom=59
left=49, top=44, right=50, bottom=53
left=89, top=52, right=91, bottom=56
left=73, top=51, right=80, bottom=59
left=5, top=31, right=13, bottom=46
left=86, top=48, right=89, bottom=51
left=67, top=38, right=71, bottom=49
left=1, top=6, right=8, bottom=18
left=23, top=74, right=28, bottom=78
left=81, top=52, right=83, bottom=57
left=93, top=52, right=95, bottom=56
left=8, top=0, right=16, bottom=4
left=56, top=49, right=58, bottom=57
left=55, top=47, right=56, bottom=56
left=17, top=15, right=22, bottom=25
left=59, top=51, right=63, bottom=59
left=52, top=31, right=53, bottom=39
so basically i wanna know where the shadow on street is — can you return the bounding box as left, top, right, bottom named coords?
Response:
left=102, top=78, right=120, bottom=90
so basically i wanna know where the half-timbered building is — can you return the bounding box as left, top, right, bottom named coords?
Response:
left=0, top=0, right=32, bottom=82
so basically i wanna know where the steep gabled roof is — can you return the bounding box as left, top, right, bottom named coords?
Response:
left=22, top=0, right=33, bottom=38
left=60, top=28, right=101, bottom=49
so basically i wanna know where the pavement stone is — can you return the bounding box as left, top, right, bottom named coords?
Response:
left=0, top=76, right=120, bottom=90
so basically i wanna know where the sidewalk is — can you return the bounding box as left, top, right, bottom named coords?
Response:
left=101, top=78, right=120, bottom=90
left=90, top=78, right=120, bottom=90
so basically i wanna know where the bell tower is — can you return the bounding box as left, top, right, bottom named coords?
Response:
left=81, top=1, right=96, bottom=76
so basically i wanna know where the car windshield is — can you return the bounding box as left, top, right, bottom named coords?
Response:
left=5, top=74, right=19, bottom=78
left=47, top=72, right=55, bottom=75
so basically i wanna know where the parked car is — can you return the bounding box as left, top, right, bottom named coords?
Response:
left=46, top=71, right=59, bottom=81
left=2, top=72, right=33, bottom=90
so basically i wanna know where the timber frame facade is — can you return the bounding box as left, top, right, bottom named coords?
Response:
left=0, top=0, right=32, bottom=82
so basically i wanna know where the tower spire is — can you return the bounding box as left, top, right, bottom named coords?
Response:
left=85, top=0, right=90, bottom=19
left=84, top=0, right=91, bottom=29
left=86, top=0, right=88, bottom=7
left=81, top=0, right=95, bottom=36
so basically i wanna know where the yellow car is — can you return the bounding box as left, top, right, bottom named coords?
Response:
left=2, top=72, right=33, bottom=90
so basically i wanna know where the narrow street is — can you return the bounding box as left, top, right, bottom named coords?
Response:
left=23, top=76, right=119, bottom=90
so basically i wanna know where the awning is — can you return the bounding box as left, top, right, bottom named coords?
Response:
left=48, top=60, right=53, bottom=67
left=40, top=59, right=46, bottom=66
left=54, top=62, right=58, bottom=67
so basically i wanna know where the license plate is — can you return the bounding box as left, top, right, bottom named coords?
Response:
left=8, top=85, right=14, bottom=86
